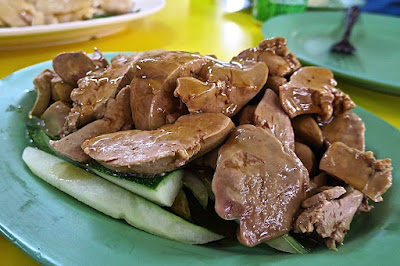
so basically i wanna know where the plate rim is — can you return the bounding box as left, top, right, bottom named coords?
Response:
left=0, top=0, right=165, bottom=37
left=261, top=11, right=400, bottom=95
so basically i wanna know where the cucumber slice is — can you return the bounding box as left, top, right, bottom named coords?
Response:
left=27, top=120, right=183, bottom=207
left=265, top=234, right=310, bottom=254
left=27, top=118, right=56, bottom=155
left=183, top=170, right=208, bottom=208
left=22, top=147, right=224, bottom=244
left=88, top=163, right=183, bottom=207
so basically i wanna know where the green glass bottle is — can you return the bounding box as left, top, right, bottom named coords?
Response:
left=253, top=0, right=308, bottom=22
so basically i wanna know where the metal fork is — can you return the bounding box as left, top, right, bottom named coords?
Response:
left=330, top=6, right=361, bottom=54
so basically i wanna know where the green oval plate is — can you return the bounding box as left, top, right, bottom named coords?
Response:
left=262, top=11, right=400, bottom=95
left=0, top=54, right=399, bottom=265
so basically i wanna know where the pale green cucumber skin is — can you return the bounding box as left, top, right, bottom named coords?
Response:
left=22, top=147, right=223, bottom=245
left=183, top=170, right=208, bottom=208
left=266, top=234, right=310, bottom=254
left=89, top=167, right=183, bottom=207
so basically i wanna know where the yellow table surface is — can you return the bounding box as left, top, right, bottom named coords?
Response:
left=1, top=0, right=399, bottom=264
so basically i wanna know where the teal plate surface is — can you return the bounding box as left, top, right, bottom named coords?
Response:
left=0, top=54, right=399, bottom=265
left=262, top=11, right=400, bottom=95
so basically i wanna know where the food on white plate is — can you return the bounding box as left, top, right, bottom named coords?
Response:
left=25, top=37, right=393, bottom=253
left=0, top=0, right=134, bottom=27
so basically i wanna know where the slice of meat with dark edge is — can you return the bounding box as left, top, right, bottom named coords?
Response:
left=291, top=115, right=324, bottom=150
left=52, top=51, right=98, bottom=87
left=212, top=125, right=309, bottom=246
left=253, top=89, right=294, bottom=150
left=62, top=52, right=147, bottom=135
left=280, top=67, right=355, bottom=122
left=238, top=105, right=257, bottom=125
left=82, top=113, right=234, bottom=174
left=295, top=142, right=317, bottom=177
left=320, top=111, right=365, bottom=151
left=174, top=59, right=268, bottom=117
left=265, top=75, right=287, bottom=95
left=294, top=187, right=363, bottom=250
left=232, top=37, right=301, bottom=77
left=236, top=90, right=294, bottom=150
left=50, top=74, right=74, bottom=103
left=50, top=86, right=133, bottom=162
left=30, top=69, right=54, bottom=118
left=130, top=51, right=210, bottom=130
left=320, top=142, right=392, bottom=202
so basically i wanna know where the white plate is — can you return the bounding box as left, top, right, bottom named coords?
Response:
left=0, top=0, right=165, bottom=50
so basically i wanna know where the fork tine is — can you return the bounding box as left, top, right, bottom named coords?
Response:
left=330, top=6, right=360, bottom=54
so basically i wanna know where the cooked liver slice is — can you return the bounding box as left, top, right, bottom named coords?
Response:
left=237, top=90, right=294, bottom=150
left=174, top=59, right=268, bottom=117
left=62, top=52, right=143, bottom=136
left=238, top=105, right=256, bottom=125
left=103, top=85, right=133, bottom=131
left=232, top=37, right=301, bottom=77
left=51, top=119, right=113, bottom=162
left=320, top=111, right=365, bottom=151
left=302, top=186, right=346, bottom=208
left=52, top=52, right=97, bottom=87
left=307, top=173, right=328, bottom=197
left=280, top=67, right=355, bottom=122
left=212, top=125, right=309, bottom=246
left=30, top=69, right=53, bottom=118
left=51, top=86, right=133, bottom=162
left=190, top=149, right=219, bottom=170
left=253, top=89, right=294, bottom=150
left=291, top=115, right=323, bottom=150
left=41, top=101, right=71, bottom=137
left=294, top=187, right=363, bottom=250
left=320, top=142, right=392, bottom=202
left=295, top=142, right=317, bottom=177
left=265, top=75, right=287, bottom=95
left=130, top=51, right=209, bottom=130
left=50, top=74, right=74, bottom=103
left=82, top=113, right=234, bottom=174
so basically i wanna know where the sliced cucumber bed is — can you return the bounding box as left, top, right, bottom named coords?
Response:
left=27, top=122, right=182, bottom=207
left=88, top=163, right=183, bottom=207
left=22, top=147, right=223, bottom=245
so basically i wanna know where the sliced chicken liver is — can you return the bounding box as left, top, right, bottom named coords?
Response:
left=174, top=59, right=268, bottom=117
left=294, top=187, right=363, bottom=250
left=63, top=53, right=134, bottom=136
left=280, top=67, right=355, bottom=122
left=295, top=142, right=317, bottom=177
left=291, top=115, right=324, bottom=150
left=82, top=113, right=234, bottom=174
left=320, top=142, right=392, bottom=202
left=212, top=125, right=309, bottom=246
left=52, top=52, right=97, bottom=87
left=30, top=69, right=54, bottom=118
left=62, top=51, right=158, bottom=136
left=50, top=86, right=133, bottom=162
left=265, top=75, right=287, bottom=95
left=130, top=51, right=209, bottom=130
left=237, top=90, right=294, bottom=150
left=232, top=37, right=301, bottom=77
left=253, top=89, right=294, bottom=150
left=320, top=111, right=365, bottom=151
